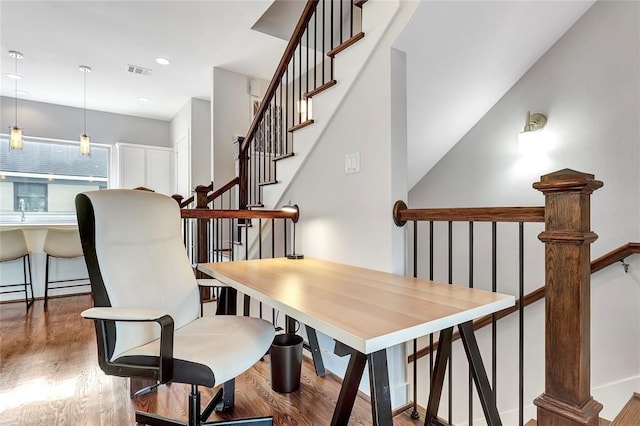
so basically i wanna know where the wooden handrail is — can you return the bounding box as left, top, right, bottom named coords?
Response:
left=408, top=241, right=639, bottom=363
left=240, top=0, right=319, bottom=153
left=181, top=208, right=296, bottom=221
left=206, top=177, right=239, bottom=204
left=591, top=242, right=640, bottom=273
left=393, top=204, right=545, bottom=224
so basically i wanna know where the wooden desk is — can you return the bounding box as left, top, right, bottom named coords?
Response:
left=199, top=258, right=514, bottom=425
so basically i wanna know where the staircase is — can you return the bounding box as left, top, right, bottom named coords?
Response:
left=237, top=0, right=401, bottom=213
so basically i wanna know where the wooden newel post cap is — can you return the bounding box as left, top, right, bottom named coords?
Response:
left=171, top=194, right=184, bottom=206
left=532, top=168, right=603, bottom=195
left=393, top=200, right=408, bottom=227
left=195, top=182, right=213, bottom=209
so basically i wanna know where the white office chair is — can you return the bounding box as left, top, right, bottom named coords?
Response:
left=0, top=228, right=34, bottom=309
left=43, top=228, right=89, bottom=307
left=75, top=189, right=274, bottom=426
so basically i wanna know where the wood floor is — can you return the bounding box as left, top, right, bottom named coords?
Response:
left=0, top=295, right=422, bottom=425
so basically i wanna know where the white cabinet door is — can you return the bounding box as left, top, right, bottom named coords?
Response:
left=146, top=148, right=172, bottom=195
left=117, top=143, right=174, bottom=195
left=119, top=145, right=146, bottom=190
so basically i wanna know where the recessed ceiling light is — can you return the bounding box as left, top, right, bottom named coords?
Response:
left=138, top=97, right=150, bottom=103
left=5, top=73, right=23, bottom=80
left=155, top=57, right=170, bottom=65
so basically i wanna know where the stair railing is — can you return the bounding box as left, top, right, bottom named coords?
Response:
left=239, top=0, right=366, bottom=208
left=393, top=169, right=605, bottom=426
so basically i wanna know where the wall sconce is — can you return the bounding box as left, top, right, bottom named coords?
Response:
left=518, top=111, right=547, bottom=155
left=282, top=202, right=303, bottom=259
left=296, top=98, right=312, bottom=121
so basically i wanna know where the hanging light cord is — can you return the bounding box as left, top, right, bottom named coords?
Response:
left=14, top=55, right=18, bottom=126
left=83, top=69, right=87, bottom=134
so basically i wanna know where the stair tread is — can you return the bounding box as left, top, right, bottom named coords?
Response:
left=274, top=152, right=295, bottom=162
left=288, top=119, right=314, bottom=132
left=612, top=393, right=640, bottom=425
left=305, top=80, right=337, bottom=98
left=327, top=32, right=365, bottom=58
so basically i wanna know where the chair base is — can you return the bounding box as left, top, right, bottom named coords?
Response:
left=134, top=383, right=272, bottom=426
left=135, top=411, right=273, bottom=426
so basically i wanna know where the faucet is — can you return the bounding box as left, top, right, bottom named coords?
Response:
left=19, top=198, right=25, bottom=222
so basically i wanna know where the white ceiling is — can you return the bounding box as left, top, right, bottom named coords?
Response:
left=0, top=1, right=288, bottom=121
left=2, top=0, right=596, bottom=187
left=394, top=0, right=595, bottom=188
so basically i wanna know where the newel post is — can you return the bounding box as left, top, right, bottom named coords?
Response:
left=532, top=169, right=603, bottom=425
left=194, top=183, right=213, bottom=279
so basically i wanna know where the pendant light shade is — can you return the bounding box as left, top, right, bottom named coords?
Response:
left=8, top=50, right=23, bottom=151
left=10, top=126, right=23, bottom=150
left=79, top=65, right=92, bottom=156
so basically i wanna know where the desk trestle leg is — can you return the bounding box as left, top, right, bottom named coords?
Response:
left=425, top=323, right=502, bottom=426
left=458, top=321, right=501, bottom=426
left=305, top=326, right=326, bottom=377
left=331, top=346, right=393, bottom=426
left=331, top=348, right=367, bottom=426
left=368, top=349, right=393, bottom=426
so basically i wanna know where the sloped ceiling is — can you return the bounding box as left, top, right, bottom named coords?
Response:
left=394, top=0, right=595, bottom=189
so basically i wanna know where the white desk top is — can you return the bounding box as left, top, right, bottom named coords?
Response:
left=199, top=258, right=514, bottom=354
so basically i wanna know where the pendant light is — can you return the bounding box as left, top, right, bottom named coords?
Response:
left=79, top=65, right=91, bottom=156
left=8, top=50, right=23, bottom=151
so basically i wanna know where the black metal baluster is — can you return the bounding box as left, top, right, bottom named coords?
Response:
left=350, top=0, right=354, bottom=37
left=314, top=9, right=317, bottom=89
left=322, top=0, right=326, bottom=84
left=306, top=23, right=309, bottom=120
left=469, top=221, right=474, bottom=425
left=271, top=218, right=275, bottom=258
left=340, top=0, right=344, bottom=44
left=519, top=222, right=524, bottom=426
left=491, top=222, right=497, bottom=399
left=299, top=40, right=302, bottom=125
left=245, top=221, right=249, bottom=260
left=330, top=0, right=334, bottom=50
left=285, top=69, right=289, bottom=154
left=411, top=221, right=419, bottom=419
left=429, top=220, right=434, bottom=378
left=448, top=220, right=453, bottom=425
left=258, top=219, right=263, bottom=259
left=293, top=46, right=296, bottom=126
left=284, top=217, right=288, bottom=256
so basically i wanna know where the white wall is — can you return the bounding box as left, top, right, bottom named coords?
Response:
left=0, top=96, right=170, bottom=146
left=170, top=98, right=212, bottom=196
left=408, top=1, right=639, bottom=421
left=191, top=98, right=212, bottom=188
left=212, top=67, right=268, bottom=189
left=279, top=0, right=418, bottom=408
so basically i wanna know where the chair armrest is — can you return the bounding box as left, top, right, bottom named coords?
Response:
left=81, top=307, right=169, bottom=321
left=81, top=307, right=174, bottom=384
left=197, top=278, right=228, bottom=288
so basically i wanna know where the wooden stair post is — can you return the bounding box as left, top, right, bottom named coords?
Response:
left=533, top=169, right=604, bottom=425
left=195, top=183, right=213, bottom=281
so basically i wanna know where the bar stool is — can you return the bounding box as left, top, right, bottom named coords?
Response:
left=43, top=228, right=89, bottom=307
left=0, top=229, right=35, bottom=309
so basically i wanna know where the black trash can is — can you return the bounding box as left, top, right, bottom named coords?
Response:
left=270, top=333, right=303, bottom=393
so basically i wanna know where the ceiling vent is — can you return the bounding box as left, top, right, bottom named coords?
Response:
left=127, top=64, right=152, bottom=76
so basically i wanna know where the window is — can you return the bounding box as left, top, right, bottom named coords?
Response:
left=14, top=182, right=47, bottom=212
left=0, top=135, right=110, bottom=223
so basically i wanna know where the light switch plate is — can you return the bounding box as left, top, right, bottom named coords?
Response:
left=345, top=152, right=360, bottom=174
